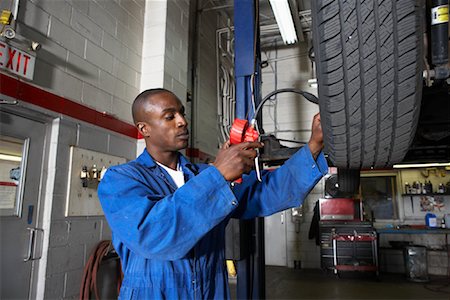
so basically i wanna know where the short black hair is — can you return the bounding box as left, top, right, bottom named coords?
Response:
left=132, top=88, right=173, bottom=124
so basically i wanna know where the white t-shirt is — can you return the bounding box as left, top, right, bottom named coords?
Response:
left=156, top=161, right=185, bottom=188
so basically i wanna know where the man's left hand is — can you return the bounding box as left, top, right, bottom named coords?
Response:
left=308, top=113, right=324, bottom=160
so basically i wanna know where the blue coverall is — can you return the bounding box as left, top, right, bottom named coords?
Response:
left=98, top=146, right=328, bottom=299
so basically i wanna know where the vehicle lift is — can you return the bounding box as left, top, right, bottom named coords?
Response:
left=225, top=0, right=265, bottom=299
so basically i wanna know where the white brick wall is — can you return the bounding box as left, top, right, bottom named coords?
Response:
left=15, top=0, right=145, bottom=124
left=163, top=0, right=189, bottom=102
left=139, top=0, right=193, bottom=159
left=140, top=0, right=167, bottom=91
left=10, top=1, right=144, bottom=298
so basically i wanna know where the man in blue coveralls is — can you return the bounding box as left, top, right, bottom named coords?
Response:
left=98, top=88, right=328, bottom=299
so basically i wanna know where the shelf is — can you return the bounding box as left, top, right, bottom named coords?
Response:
left=378, top=228, right=450, bottom=234
left=402, top=193, right=450, bottom=196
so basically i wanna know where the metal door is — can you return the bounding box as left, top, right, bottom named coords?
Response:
left=264, top=210, right=287, bottom=266
left=0, top=110, right=46, bottom=299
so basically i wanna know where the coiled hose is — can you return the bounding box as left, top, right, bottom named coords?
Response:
left=79, top=240, right=123, bottom=300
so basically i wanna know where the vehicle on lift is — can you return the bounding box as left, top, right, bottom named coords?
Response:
left=310, top=0, right=449, bottom=195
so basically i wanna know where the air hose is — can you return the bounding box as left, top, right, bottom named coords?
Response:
left=254, top=88, right=319, bottom=119
left=79, top=240, right=123, bottom=300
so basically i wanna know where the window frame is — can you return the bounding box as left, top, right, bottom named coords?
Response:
left=360, top=170, right=403, bottom=223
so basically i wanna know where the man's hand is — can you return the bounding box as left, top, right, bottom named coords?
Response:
left=308, top=113, right=324, bottom=160
left=213, top=141, right=263, bottom=181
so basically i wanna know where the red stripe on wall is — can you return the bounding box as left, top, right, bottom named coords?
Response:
left=0, top=73, right=139, bottom=139
left=0, top=181, right=18, bottom=186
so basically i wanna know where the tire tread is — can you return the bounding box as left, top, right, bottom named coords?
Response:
left=311, top=0, right=423, bottom=168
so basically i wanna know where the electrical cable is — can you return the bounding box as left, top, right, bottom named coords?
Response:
left=79, top=240, right=123, bottom=300
left=254, top=88, right=319, bottom=120
left=260, top=136, right=307, bottom=144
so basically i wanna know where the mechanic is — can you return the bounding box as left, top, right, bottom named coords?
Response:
left=98, top=88, right=328, bottom=299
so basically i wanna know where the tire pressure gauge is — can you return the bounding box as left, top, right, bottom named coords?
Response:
left=229, top=118, right=262, bottom=183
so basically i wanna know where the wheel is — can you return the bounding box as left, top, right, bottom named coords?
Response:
left=337, top=168, right=361, bottom=196
left=311, top=0, right=424, bottom=168
left=325, top=170, right=361, bottom=197
left=324, top=174, right=340, bottom=197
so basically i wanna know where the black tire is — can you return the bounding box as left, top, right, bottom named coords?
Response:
left=337, top=168, right=361, bottom=196
left=325, top=170, right=361, bottom=197
left=311, top=0, right=424, bottom=168
left=324, top=174, right=340, bottom=197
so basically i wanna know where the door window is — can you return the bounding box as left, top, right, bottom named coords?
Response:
left=0, top=136, right=28, bottom=217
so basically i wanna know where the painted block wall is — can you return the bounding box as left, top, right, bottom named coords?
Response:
left=260, top=43, right=326, bottom=269
left=140, top=1, right=225, bottom=159
left=191, top=10, right=226, bottom=158
left=14, top=0, right=145, bottom=124
left=138, top=0, right=191, bottom=156
left=4, top=0, right=144, bottom=297
left=40, top=118, right=136, bottom=299
left=140, top=0, right=189, bottom=101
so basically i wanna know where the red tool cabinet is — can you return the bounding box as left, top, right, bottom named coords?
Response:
left=318, top=198, right=379, bottom=276
left=331, top=229, right=378, bottom=275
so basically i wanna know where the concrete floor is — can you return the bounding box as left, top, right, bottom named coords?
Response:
left=231, top=266, right=450, bottom=299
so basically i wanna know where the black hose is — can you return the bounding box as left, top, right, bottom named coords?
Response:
left=254, top=88, right=319, bottom=119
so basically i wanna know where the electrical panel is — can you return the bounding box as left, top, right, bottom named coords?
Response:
left=65, top=146, right=126, bottom=217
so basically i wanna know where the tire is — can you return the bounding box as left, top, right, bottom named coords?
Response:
left=325, top=169, right=361, bottom=197
left=337, top=168, right=361, bottom=196
left=311, top=0, right=424, bottom=168
left=324, top=174, right=340, bottom=197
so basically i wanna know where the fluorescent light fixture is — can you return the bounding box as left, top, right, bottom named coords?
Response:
left=0, top=154, right=22, bottom=162
left=393, top=162, right=450, bottom=169
left=269, top=0, right=297, bottom=45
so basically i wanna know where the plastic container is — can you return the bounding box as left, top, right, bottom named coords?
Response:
left=425, top=213, right=437, bottom=227
left=403, top=245, right=429, bottom=282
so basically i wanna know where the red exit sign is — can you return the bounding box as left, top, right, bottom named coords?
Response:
left=0, top=41, right=35, bottom=80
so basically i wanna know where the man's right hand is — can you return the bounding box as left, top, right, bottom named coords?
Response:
left=213, top=141, right=264, bottom=181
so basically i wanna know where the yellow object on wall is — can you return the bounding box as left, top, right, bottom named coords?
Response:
left=0, top=10, right=12, bottom=25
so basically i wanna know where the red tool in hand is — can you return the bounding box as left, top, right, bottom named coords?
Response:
left=229, top=118, right=262, bottom=183
left=230, top=119, right=259, bottom=144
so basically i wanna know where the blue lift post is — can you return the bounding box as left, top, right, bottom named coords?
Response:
left=233, top=0, right=265, bottom=299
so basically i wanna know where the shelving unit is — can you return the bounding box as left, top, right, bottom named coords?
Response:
left=402, top=193, right=450, bottom=196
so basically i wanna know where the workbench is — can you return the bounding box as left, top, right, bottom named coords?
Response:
left=377, top=227, right=450, bottom=276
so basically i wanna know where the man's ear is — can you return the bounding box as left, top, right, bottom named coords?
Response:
left=137, top=122, right=150, bottom=137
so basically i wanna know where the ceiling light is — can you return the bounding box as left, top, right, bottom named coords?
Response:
left=0, top=154, right=22, bottom=162
left=393, top=162, right=450, bottom=169
left=269, top=0, right=297, bottom=45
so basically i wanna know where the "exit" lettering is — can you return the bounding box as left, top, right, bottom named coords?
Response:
left=0, top=41, right=35, bottom=80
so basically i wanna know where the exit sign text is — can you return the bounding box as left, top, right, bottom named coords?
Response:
left=0, top=41, right=35, bottom=80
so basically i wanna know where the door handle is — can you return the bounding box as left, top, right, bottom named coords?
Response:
left=24, top=227, right=43, bottom=262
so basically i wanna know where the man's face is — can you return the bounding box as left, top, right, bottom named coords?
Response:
left=138, top=92, right=189, bottom=152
